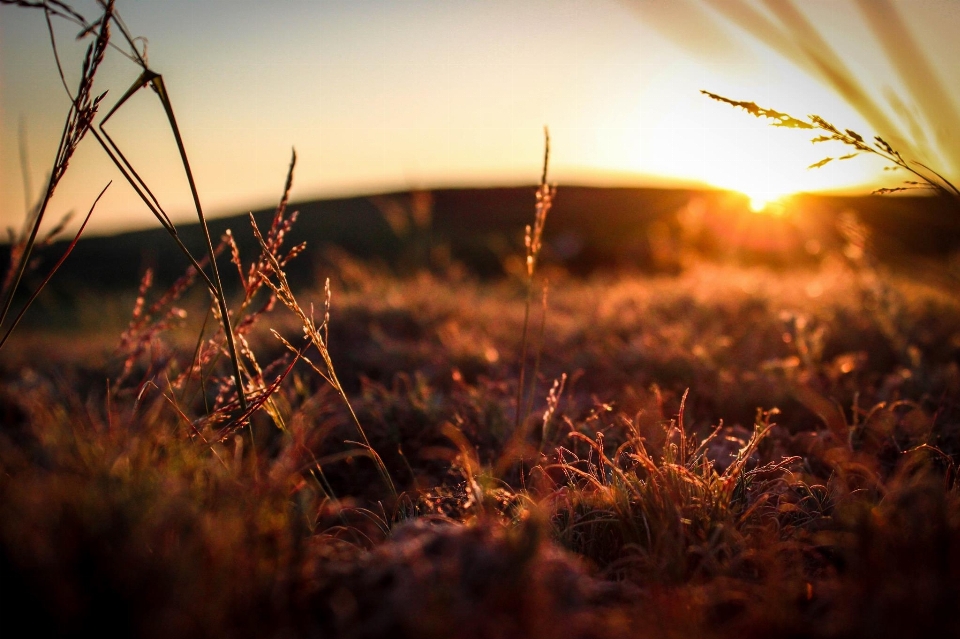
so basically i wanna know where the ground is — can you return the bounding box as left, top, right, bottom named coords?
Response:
left=3, top=238, right=960, bottom=638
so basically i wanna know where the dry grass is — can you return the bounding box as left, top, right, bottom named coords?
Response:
left=5, top=240, right=960, bottom=637
left=5, top=2, right=960, bottom=638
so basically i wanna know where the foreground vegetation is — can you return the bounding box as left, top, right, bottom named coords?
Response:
left=4, top=220, right=960, bottom=638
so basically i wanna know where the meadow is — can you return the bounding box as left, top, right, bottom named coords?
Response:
left=5, top=180, right=960, bottom=638
left=4, top=2, right=960, bottom=638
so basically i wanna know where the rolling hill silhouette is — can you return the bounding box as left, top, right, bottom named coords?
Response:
left=4, top=186, right=959, bottom=293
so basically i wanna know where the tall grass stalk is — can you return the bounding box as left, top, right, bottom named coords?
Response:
left=702, top=90, right=960, bottom=201
left=0, top=0, right=113, bottom=348
left=1, top=1, right=249, bottom=413
left=515, top=128, right=556, bottom=429
left=522, top=281, right=550, bottom=424
left=252, top=218, right=398, bottom=499
left=689, top=0, right=960, bottom=175
left=91, top=26, right=249, bottom=413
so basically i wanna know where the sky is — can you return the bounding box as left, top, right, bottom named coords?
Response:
left=2, top=0, right=960, bottom=236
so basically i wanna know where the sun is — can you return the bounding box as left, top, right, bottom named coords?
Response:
left=684, top=88, right=886, bottom=210
left=745, top=190, right=789, bottom=215
left=696, top=131, right=807, bottom=214
left=748, top=195, right=771, bottom=213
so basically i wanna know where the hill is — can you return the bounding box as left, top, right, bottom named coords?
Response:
left=4, top=186, right=960, bottom=292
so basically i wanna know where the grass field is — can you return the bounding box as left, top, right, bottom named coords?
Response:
left=4, top=2, right=960, bottom=637
left=4, top=216, right=960, bottom=638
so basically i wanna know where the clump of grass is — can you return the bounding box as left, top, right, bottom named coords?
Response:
left=540, top=401, right=799, bottom=583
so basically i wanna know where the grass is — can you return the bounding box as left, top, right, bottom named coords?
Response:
left=6, top=252, right=960, bottom=638
left=1, top=0, right=249, bottom=414
left=701, top=90, right=960, bottom=200
left=5, top=2, right=960, bottom=638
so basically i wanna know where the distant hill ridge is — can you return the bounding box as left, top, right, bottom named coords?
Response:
left=5, top=186, right=959, bottom=291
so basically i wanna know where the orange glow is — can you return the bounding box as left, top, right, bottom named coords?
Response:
left=747, top=194, right=788, bottom=216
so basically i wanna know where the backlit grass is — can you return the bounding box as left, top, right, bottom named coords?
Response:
left=4, top=2, right=960, bottom=638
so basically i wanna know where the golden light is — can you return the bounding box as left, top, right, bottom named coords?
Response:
left=747, top=193, right=788, bottom=215
left=591, top=60, right=889, bottom=211
left=691, top=106, right=886, bottom=213
left=705, top=154, right=803, bottom=216
left=696, top=114, right=834, bottom=212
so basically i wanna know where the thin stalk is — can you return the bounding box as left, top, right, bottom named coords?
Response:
left=0, top=182, right=109, bottom=350
left=515, top=277, right=535, bottom=429
left=515, top=128, right=552, bottom=429
left=253, top=219, right=397, bottom=499
left=522, top=280, right=549, bottom=424
left=92, top=66, right=247, bottom=413
left=149, top=73, right=247, bottom=413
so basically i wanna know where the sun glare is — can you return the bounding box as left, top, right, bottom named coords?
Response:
left=745, top=191, right=789, bottom=215
left=748, top=195, right=771, bottom=213
left=696, top=125, right=811, bottom=212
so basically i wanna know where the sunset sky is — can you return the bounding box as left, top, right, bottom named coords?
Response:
left=2, top=0, right=959, bottom=236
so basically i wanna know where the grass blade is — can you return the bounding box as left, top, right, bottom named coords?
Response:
left=0, top=182, right=110, bottom=350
